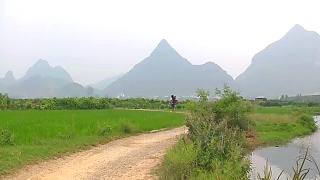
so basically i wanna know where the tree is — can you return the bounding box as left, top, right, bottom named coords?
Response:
left=0, top=93, right=9, bottom=110
left=196, top=89, right=210, bottom=101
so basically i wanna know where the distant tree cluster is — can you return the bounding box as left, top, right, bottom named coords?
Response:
left=259, top=99, right=320, bottom=107
left=279, top=93, right=320, bottom=102
left=0, top=93, right=187, bottom=110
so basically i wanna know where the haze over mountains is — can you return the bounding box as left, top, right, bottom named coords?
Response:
left=236, top=24, right=320, bottom=99
left=22, top=59, right=73, bottom=82
left=104, top=39, right=236, bottom=98
left=0, top=60, right=90, bottom=98
left=1, top=24, right=319, bottom=99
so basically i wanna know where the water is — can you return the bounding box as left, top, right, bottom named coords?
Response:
left=250, top=116, right=320, bottom=179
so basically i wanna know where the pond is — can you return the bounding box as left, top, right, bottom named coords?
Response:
left=250, top=116, right=320, bottom=179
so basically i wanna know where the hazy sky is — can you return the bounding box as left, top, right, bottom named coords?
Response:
left=1, top=0, right=320, bottom=85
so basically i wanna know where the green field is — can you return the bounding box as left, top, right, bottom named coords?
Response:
left=250, top=106, right=317, bottom=145
left=252, top=106, right=294, bottom=114
left=249, top=113, right=313, bottom=145
left=253, top=105, right=320, bottom=115
left=0, top=109, right=186, bottom=175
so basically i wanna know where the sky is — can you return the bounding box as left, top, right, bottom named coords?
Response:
left=1, top=0, right=320, bottom=85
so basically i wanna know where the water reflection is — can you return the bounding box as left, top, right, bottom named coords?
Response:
left=251, top=116, right=320, bottom=179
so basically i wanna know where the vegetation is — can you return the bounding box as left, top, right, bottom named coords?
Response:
left=0, top=109, right=185, bottom=175
left=279, top=94, right=320, bottom=102
left=249, top=113, right=316, bottom=146
left=249, top=105, right=317, bottom=145
left=258, top=99, right=320, bottom=114
left=253, top=106, right=295, bottom=114
left=1, top=89, right=319, bottom=179
left=159, top=85, right=253, bottom=179
left=0, top=93, right=188, bottom=110
left=158, top=86, right=318, bottom=179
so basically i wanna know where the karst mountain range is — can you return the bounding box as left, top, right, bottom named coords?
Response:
left=1, top=24, right=320, bottom=99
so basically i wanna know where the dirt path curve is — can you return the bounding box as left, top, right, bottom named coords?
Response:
left=3, top=126, right=187, bottom=180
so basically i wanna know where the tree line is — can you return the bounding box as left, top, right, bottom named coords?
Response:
left=258, top=99, right=320, bottom=107
left=0, top=93, right=187, bottom=110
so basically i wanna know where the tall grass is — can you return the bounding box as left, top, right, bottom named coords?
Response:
left=250, top=110, right=317, bottom=146
left=0, top=109, right=185, bottom=175
left=253, top=106, right=294, bottom=115
left=158, top=139, right=200, bottom=180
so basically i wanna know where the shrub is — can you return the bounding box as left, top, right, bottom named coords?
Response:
left=120, top=122, right=140, bottom=134
left=297, top=113, right=317, bottom=132
left=163, top=85, right=252, bottom=179
left=0, top=129, right=14, bottom=146
left=97, top=125, right=112, bottom=136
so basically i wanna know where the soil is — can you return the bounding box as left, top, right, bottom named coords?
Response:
left=246, top=129, right=266, bottom=150
left=3, top=127, right=187, bottom=180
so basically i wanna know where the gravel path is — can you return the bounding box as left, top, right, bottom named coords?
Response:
left=3, top=127, right=187, bottom=180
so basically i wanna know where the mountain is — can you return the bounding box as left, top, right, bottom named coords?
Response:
left=7, top=75, right=70, bottom=98
left=0, top=71, right=17, bottom=90
left=22, top=59, right=73, bottom=82
left=2, top=59, right=78, bottom=98
left=104, top=39, right=236, bottom=98
left=58, top=83, right=87, bottom=97
left=236, top=24, right=320, bottom=99
left=89, top=73, right=125, bottom=90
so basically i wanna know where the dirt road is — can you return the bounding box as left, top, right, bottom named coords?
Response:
left=3, top=127, right=187, bottom=180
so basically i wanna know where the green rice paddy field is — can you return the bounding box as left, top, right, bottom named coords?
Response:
left=0, top=109, right=186, bottom=175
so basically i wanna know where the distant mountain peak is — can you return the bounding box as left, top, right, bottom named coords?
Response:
left=236, top=25, right=320, bottom=99
left=284, top=24, right=307, bottom=37
left=0, top=70, right=16, bottom=89
left=292, top=24, right=305, bottom=30
left=150, top=39, right=180, bottom=57
left=34, top=59, right=50, bottom=67
left=158, top=39, right=170, bottom=46
left=26, top=59, right=51, bottom=75
left=4, top=71, right=15, bottom=80
left=23, top=59, right=73, bottom=82
left=104, top=39, right=236, bottom=97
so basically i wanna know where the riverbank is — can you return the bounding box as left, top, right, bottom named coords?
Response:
left=251, top=116, right=320, bottom=179
left=246, top=110, right=318, bottom=179
left=247, top=110, right=317, bottom=149
left=157, top=101, right=318, bottom=179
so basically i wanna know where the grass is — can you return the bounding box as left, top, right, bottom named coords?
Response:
left=252, top=106, right=294, bottom=115
left=157, top=104, right=318, bottom=179
left=157, top=139, right=199, bottom=180
left=249, top=113, right=312, bottom=145
left=304, top=107, right=320, bottom=115
left=0, top=109, right=186, bottom=175
left=253, top=105, right=320, bottom=116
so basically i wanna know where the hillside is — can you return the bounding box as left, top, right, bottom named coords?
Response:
left=7, top=75, right=70, bottom=98
left=104, top=39, right=236, bottom=98
left=0, top=59, right=78, bottom=98
left=89, top=73, right=125, bottom=90
left=22, top=59, right=73, bottom=82
left=0, top=71, right=16, bottom=91
left=236, top=24, right=320, bottom=99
